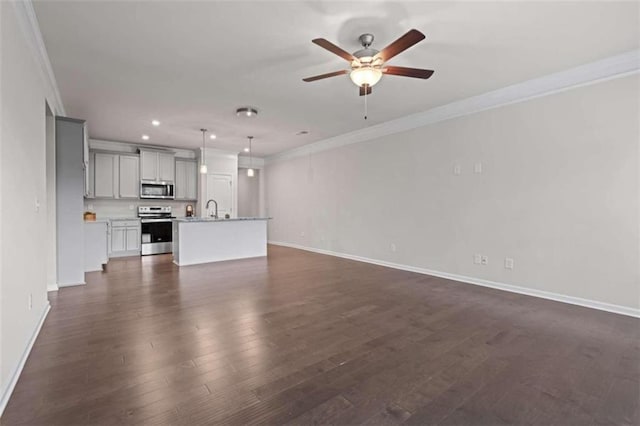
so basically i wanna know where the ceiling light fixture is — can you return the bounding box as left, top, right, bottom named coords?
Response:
left=243, top=147, right=250, bottom=152
left=142, top=134, right=150, bottom=140
left=199, top=129, right=208, bottom=174
left=296, top=130, right=310, bottom=135
left=247, top=136, right=254, bottom=177
left=209, top=134, right=217, bottom=140
left=151, top=120, right=160, bottom=126
left=349, top=66, right=382, bottom=87
left=236, top=107, right=258, bottom=117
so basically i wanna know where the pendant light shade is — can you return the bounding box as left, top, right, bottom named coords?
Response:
left=200, top=128, right=208, bottom=174
left=349, top=66, right=382, bottom=87
left=247, top=136, right=254, bottom=178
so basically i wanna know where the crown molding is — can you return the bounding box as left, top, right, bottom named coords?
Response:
left=267, top=49, right=640, bottom=164
left=12, top=0, right=65, bottom=116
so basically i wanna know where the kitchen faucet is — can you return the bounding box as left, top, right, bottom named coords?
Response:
left=206, top=199, right=218, bottom=219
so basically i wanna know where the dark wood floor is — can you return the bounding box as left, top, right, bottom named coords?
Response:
left=2, top=245, right=639, bottom=425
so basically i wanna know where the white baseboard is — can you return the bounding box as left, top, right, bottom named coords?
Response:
left=0, top=302, right=51, bottom=416
left=47, top=283, right=58, bottom=292
left=268, top=241, right=640, bottom=318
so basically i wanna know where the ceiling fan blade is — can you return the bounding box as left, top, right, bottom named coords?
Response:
left=375, top=29, right=425, bottom=62
left=302, top=69, right=349, bottom=82
left=312, top=38, right=357, bottom=62
left=383, top=66, right=434, bottom=79
left=359, top=85, right=372, bottom=96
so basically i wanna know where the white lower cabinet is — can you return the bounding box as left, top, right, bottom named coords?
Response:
left=84, top=221, right=108, bottom=272
left=109, top=219, right=141, bottom=257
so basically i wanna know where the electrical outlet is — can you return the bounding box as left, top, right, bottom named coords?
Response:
left=390, top=243, right=397, bottom=252
left=35, top=198, right=40, bottom=212
left=453, top=164, right=461, bottom=175
left=87, top=204, right=94, bottom=210
left=474, top=254, right=482, bottom=264
left=474, top=162, right=483, bottom=174
left=28, top=294, right=32, bottom=310
left=300, top=231, right=305, bottom=237
left=481, top=255, right=488, bottom=265
left=505, top=257, right=514, bottom=270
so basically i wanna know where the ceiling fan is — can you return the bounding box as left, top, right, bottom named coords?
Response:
left=303, top=29, right=434, bottom=96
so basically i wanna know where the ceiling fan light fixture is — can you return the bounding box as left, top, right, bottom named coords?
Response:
left=350, top=66, right=382, bottom=87
left=236, top=107, right=258, bottom=117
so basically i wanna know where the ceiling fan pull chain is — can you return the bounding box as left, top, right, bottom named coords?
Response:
left=364, top=85, right=368, bottom=120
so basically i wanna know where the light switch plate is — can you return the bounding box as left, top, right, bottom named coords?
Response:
left=453, top=164, right=461, bottom=175
left=474, top=162, right=483, bottom=174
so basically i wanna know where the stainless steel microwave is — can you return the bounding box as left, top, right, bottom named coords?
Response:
left=140, top=180, right=175, bottom=199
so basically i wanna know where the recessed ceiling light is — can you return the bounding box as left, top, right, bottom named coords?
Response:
left=210, top=134, right=217, bottom=140
left=296, top=130, right=310, bottom=135
left=236, top=107, right=258, bottom=117
left=244, top=147, right=250, bottom=152
left=151, top=120, right=160, bottom=126
left=142, top=135, right=150, bottom=140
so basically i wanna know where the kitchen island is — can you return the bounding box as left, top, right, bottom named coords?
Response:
left=172, top=217, right=270, bottom=266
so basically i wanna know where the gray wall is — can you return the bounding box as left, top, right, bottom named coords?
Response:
left=55, top=118, right=85, bottom=286
left=266, top=75, right=640, bottom=311
left=0, top=0, right=62, bottom=411
left=238, top=168, right=260, bottom=218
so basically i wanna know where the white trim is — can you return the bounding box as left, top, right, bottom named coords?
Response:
left=47, top=283, right=59, bottom=292
left=11, top=1, right=65, bottom=116
left=0, top=302, right=51, bottom=416
left=267, top=49, right=640, bottom=164
left=268, top=241, right=640, bottom=319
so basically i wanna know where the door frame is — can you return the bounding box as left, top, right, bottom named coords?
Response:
left=205, top=173, right=235, bottom=218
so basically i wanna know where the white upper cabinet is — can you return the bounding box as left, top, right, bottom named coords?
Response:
left=94, top=152, right=116, bottom=198
left=175, top=159, right=197, bottom=200
left=140, top=150, right=175, bottom=182
left=140, top=150, right=158, bottom=181
left=158, top=153, right=175, bottom=182
left=119, top=155, right=139, bottom=198
left=91, top=151, right=140, bottom=199
left=87, top=151, right=96, bottom=199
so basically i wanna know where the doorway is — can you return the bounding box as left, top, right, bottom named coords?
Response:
left=45, top=102, right=57, bottom=292
left=206, top=173, right=233, bottom=217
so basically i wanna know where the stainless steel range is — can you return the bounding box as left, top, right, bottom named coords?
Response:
left=138, top=206, right=174, bottom=255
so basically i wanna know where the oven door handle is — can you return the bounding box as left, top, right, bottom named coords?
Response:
left=140, top=218, right=174, bottom=223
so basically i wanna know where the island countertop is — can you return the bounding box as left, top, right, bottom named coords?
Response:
left=174, top=217, right=271, bottom=223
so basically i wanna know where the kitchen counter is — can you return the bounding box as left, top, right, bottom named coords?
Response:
left=174, top=217, right=271, bottom=223
left=173, top=217, right=270, bottom=266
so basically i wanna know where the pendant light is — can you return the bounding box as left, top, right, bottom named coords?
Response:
left=247, top=136, right=254, bottom=177
left=199, top=128, right=208, bottom=174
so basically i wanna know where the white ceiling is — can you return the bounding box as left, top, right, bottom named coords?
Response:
left=34, top=1, right=639, bottom=157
